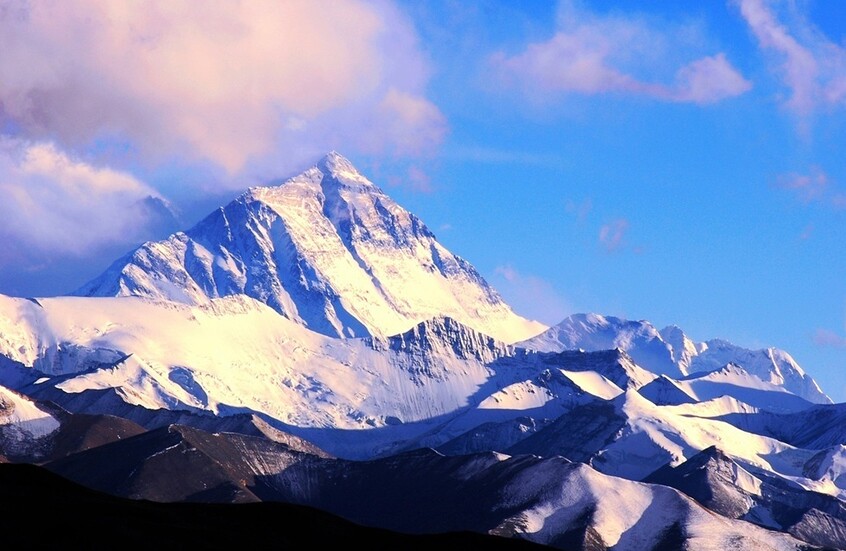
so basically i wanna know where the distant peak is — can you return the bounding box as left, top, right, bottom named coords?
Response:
left=659, top=325, right=685, bottom=337
left=688, top=445, right=733, bottom=467
left=557, top=313, right=608, bottom=327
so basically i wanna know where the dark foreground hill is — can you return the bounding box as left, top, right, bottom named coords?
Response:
left=0, top=463, right=551, bottom=550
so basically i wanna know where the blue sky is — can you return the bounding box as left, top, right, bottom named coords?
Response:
left=2, top=1, right=846, bottom=398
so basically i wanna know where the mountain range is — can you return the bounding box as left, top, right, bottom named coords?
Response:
left=1, top=152, right=843, bottom=550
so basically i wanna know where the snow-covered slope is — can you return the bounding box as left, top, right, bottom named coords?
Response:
left=493, top=458, right=811, bottom=551
left=0, top=382, right=146, bottom=462
left=676, top=363, right=815, bottom=413
left=714, top=402, right=846, bottom=451
left=0, top=384, right=60, bottom=459
left=0, top=291, right=837, bottom=483
left=505, top=388, right=846, bottom=501
left=520, top=313, right=830, bottom=404
left=0, top=293, right=543, bottom=458
left=74, top=152, right=544, bottom=343
left=645, top=446, right=846, bottom=549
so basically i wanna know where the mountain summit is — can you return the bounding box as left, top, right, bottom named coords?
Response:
left=74, top=152, right=545, bottom=342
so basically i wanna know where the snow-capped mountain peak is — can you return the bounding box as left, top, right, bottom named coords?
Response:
left=74, top=153, right=545, bottom=343
left=520, top=313, right=830, bottom=404
left=380, top=316, right=512, bottom=365
left=316, top=150, right=371, bottom=184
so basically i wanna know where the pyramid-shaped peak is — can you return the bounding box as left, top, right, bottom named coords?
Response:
left=318, top=150, right=353, bottom=168
left=243, top=152, right=380, bottom=206
left=73, top=148, right=546, bottom=343
left=316, top=151, right=368, bottom=181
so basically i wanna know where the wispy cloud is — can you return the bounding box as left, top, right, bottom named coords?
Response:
left=598, top=218, right=630, bottom=252
left=0, top=0, right=444, bottom=177
left=378, top=160, right=438, bottom=193
left=0, top=139, right=170, bottom=261
left=492, top=265, right=571, bottom=325
left=777, top=167, right=846, bottom=209
left=778, top=166, right=829, bottom=202
left=736, top=0, right=846, bottom=117
left=490, top=5, right=750, bottom=105
left=799, top=224, right=814, bottom=240
left=565, top=198, right=593, bottom=224
left=405, top=165, right=434, bottom=193
left=812, top=328, right=846, bottom=349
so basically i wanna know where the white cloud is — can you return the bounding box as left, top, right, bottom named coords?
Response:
left=737, top=0, right=846, bottom=116
left=492, top=265, right=571, bottom=325
left=599, top=218, right=630, bottom=252
left=0, top=139, right=165, bottom=260
left=490, top=5, right=750, bottom=104
left=0, top=0, right=444, bottom=176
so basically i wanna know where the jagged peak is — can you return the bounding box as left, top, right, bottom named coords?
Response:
left=642, top=446, right=735, bottom=485
left=681, top=445, right=735, bottom=469
left=653, top=373, right=677, bottom=383
left=637, top=374, right=697, bottom=406
left=558, top=312, right=613, bottom=329
left=389, top=315, right=501, bottom=344
left=688, top=362, right=751, bottom=380
left=659, top=324, right=688, bottom=342
left=379, top=315, right=511, bottom=363
left=563, top=313, right=655, bottom=330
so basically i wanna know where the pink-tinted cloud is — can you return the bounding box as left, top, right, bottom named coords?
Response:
left=672, top=54, right=754, bottom=104
left=813, top=328, right=846, bottom=349
left=778, top=167, right=829, bottom=202
left=799, top=224, right=814, bottom=240
left=0, top=1, right=444, bottom=176
left=777, top=167, right=846, bottom=209
left=0, top=139, right=167, bottom=260
left=490, top=7, right=749, bottom=104
left=492, top=265, right=571, bottom=325
left=565, top=198, right=593, bottom=224
left=373, top=89, right=447, bottom=157
left=737, top=0, right=846, bottom=116
left=599, top=218, right=630, bottom=252
left=405, top=165, right=434, bottom=193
